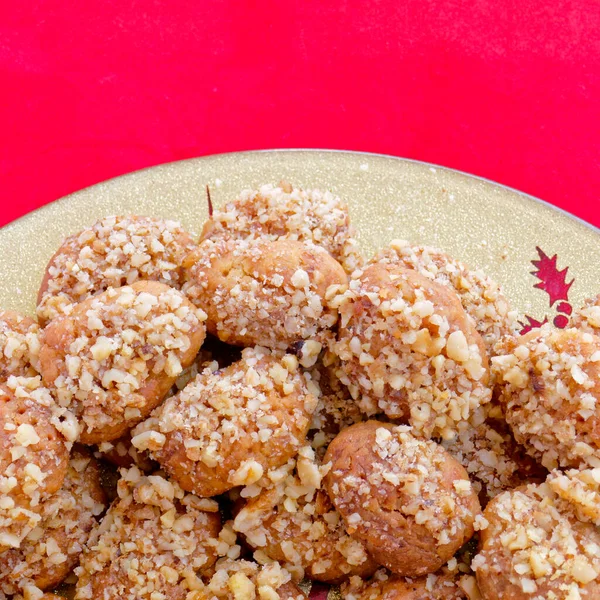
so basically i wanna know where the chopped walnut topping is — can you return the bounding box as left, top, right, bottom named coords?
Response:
left=333, top=262, right=491, bottom=439
left=39, top=281, right=206, bottom=443
left=200, top=182, right=363, bottom=274
left=19, top=193, right=600, bottom=600
left=374, top=241, right=518, bottom=352
left=571, top=294, right=600, bottom=335
left=307, top=352, right=364, bottom=461
left=325, top=422, right=481, bottom=577
left=131, top=346, right=319, bottom=498
left=0, top=379, right=72, bottom=552
left=0, top=311, right=40, bottom=378
left=492, top=326, right=600, bottom=469
left=183, top=238, right=347, bottom=350
left=75, top=468, right=221, bottom=600
left=187, top=558, right=306, bottom=599
left=443, top=404, right=547, bottom=502
left=37, top=215, right=198, bottom=324
left=0, top=448, right=107, bottom=595
left=547, top=468, right=600, bottom=526
left=234, top=445, right=375, bottom=583
left=474, top=482, right=600, bottom=599
left=341, top=567, right=469, bottom=600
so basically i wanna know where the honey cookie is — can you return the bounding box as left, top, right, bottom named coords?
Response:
left=132, top=347, right=318, bottom=497
left=0, top=378, right=74, bottom=551
left=374, top=241, right=517, bottom=352
left=190, top=558, right=306, bottom=600
left=200, top=182, right=362, bottom=274
left=234, top=445, right=377, bottom=583
left=333, top=263, right=491, bottom=439
left=37, top=215, right=197, bottom=325
left=40, top=281, right=206, bottom=443
left=341, top=567, right=468, bottom=600
left=0, top=448, right=106, bottom=595
left=75, top=468, right=221, bottom=600
left=492, top=326, right=600, bottom=469
left=183, top=238, right=346, bottom=352
left=325, top=422, right=481, bottom=577
left=473, top=482, right=600, bottom=599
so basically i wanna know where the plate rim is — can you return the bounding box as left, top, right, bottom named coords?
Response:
left=4, top=148, right=598, bottom=236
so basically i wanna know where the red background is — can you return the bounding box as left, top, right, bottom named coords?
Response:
left=1, top=1, right=599, bottom=228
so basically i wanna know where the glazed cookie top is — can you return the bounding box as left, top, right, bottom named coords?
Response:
left=0, top=311, right=40, bottom=379
left=200, top=182, right=362, bottom=274
left=333, top=262, right=491, bottom=439
left=183, top=237, right=347, bottom=351
left=39, top=280, right=206, bottom=443
left=492, top=326, right=600, bottom=469
left=374, top=241, right=518, bottom=351
left=75, top=468, right=221, bottom=600
left=37, top=215, right=197, bottom=325
left=132, top=347, right=319, bottom=497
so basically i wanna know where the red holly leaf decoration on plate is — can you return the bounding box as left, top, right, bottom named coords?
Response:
left=519, top=314, right=549, bottom=335
left=530, top=246, right=574, bottom=307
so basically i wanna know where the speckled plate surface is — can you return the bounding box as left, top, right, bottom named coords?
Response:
left=1, top=149, right=599, bottom=600
left=1, top=150, right=598, bottom=329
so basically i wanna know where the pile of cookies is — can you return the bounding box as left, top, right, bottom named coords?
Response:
left=0, top=181, right=598, bottom=600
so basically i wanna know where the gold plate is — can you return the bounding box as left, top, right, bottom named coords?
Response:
left=1, top=150, right=598, bottom=600
left=1, top=150, right=598, bottom=328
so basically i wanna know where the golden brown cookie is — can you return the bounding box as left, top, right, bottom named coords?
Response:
left=325, top=421, right=482, bottom=577
left=75, top=468, right=221, bottom=600
left=234, top=445, right=377, bottom=584
left=473, top=483, right=600, bottom=600
left=374, top=241, right=518, bottom=352
left=189, top=558, right=307, bottom=599
left=37, top=215, right=197, bottom=325
left=200, top=182, right=362, bottom=274
left=183, top=237, right=347, bottom=351
left=0, top=448, right=107, bottom=595
left=492, top=326, right=600, bottom=469
left=333, top=262, right=491, bottom=439
left=39, top=281, right=206, bottom=443
left=0, top=310, right=40, bottom=378
left=0, top=378, right=74, bottom=552
left=341, top=567, right=468, bottom=600
left=131, top=347, right=318, bottom=497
